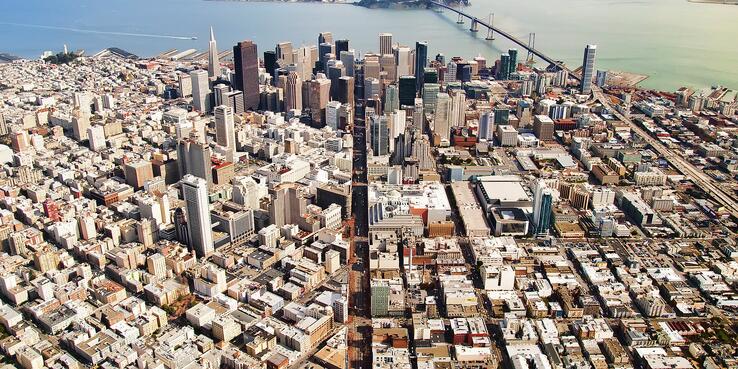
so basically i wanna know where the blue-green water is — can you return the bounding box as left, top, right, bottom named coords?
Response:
left=1, top=0, right=737, bottom=91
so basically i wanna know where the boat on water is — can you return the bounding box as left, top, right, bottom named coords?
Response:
left=191, top=36, right=198, bottom=40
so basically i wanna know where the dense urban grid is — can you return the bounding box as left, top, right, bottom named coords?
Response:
left=0, top=23, right=737, bottom=369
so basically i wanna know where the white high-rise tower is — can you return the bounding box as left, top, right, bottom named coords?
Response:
left=208, top=26, right=219, bottom=79
left=214, top=105, right=235, bottom=162
left=181, top=174, right=213, bottom=258
left=190, top=69, right=210, bottom=112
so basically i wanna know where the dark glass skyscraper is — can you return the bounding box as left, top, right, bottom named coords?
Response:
left=335, top=39, right=349, bottom=57
left=398, top=75, right=416, bottom=107
left=338, top=76, right=354, bottom=105
left=233, top=40, right=260, bottom=111
left=494, top=106, right=510, bottom=125
left=328, top=64, right=345, bottom=101
left=414, top=41, right=428, bottom=90
left=535, top=191, right=553, bottom=235
left=498, top=53, right=510, bottom=80
left=319, top=42, right=333, bottom=73
left=264, top=50, right=277, bottom=85
left=423, top=68, right=438, bottom=84
left=508, top=48, right=518, bottom=76
left=459, top=64, right=472, bottom=82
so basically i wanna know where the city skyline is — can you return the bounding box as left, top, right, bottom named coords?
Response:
left=0, top=6, right=737, bottom=369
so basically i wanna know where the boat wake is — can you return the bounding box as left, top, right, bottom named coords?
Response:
left=0, top=22, right=196, bottom=40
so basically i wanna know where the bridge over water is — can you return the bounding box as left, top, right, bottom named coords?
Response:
left=426, top=0, right=581, bottom=81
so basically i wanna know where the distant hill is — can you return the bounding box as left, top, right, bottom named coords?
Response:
left=0, top=53, right=21, bottom=63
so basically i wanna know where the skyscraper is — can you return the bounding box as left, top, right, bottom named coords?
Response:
left=478, top=110, right=493, bottom=140
left=422, top=83, right=440, bottom=111
left=581, top=44, right=597, bottom=95
left=214, top=105, right=235, bottom=161
left=533, top=180, right=555, bottom=236
left=264, top=50, right=277, bottom=84
left=308, top=77, right=331, bottom=124
left=190, top=69, right=210, bottom=112
left=422, top=67, right=438, bottom=88
left=319, top=42, right=333, bottom=73
left=233, top=40, right=260, bottom=111
left=179, top=74, right=192, bottom=97
left=328, top=61, right=346, bottom=101
left=370, top=114, right=389, bottom=156
left=335, top=39, right=349, bottom=57
left=435, top=53, right=445, bottom=64
left=458, top=63, right=472, bottom=82
left=295, top=46, right=313, bottom=82
left=413, top=98, right=425, bottom=133
left=326, top=101, right=342, bottom=131
left=337, top=76, right=354, bottom=105
left=507, top=48, right=518, bottom=77
left=276, top=41, right=294, bottom=64
left=596, top=69, right=608, bottom=87
left=380, top=54, right=397, bottom=83
left=398, top=75, right=417, bottom=107
left=318, top=32, right=333, bottom=46
left=384, top=85, right=399, bottom=114
left=340, top=50, right=356, bottom=77
left=434, top=92, right=451, bottom=142
left=498, top=53, right=510, bottom=80
left=364, top=78, right=380, bottom=104
left=181, top=174, right=213, bottom=257
left=208, top=27, right=220, bottom=79
left=450, top=89, right=466, bottom=127
left=284, top=71, right=303, bottom=111
left=395, top=46, right=412, bottom=78
left=445, top=62, right=457, bottom=83
left=379, top=33, right=393, bottom=55
left=414, top=41, right=428, bottom=90
left=213, top=83, right=230, bottom=107
left=177, top=135, right=213, bottom=186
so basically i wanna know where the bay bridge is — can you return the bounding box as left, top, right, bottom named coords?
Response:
left=426, top=0, right=581, bottom=82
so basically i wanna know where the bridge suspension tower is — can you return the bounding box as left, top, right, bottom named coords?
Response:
left=526, top=33, right=536, bottom=65
left=469, top=19, right=479, bottom=32
left=485, top=13, right=495, bottom=40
